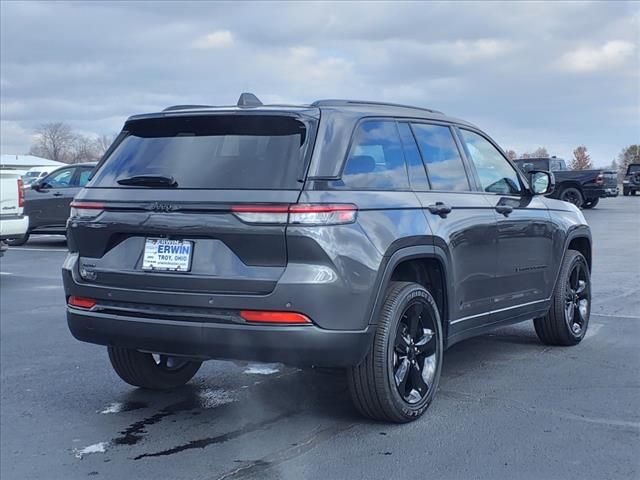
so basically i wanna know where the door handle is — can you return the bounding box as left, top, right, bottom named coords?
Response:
left=495, top=205, right=513, bottom=216
left=427, top=202, right=452, bottom=218
left=52, top=192, right=63, bottom=197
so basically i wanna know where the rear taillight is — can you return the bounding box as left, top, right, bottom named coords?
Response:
left=70, top=201, right=104, bottom=219
left=231, top=205, right=289, bottom=224
left=17, top=178, right=24, bottom=208
left=68, top=296, right=97, bottom=309
left=240, top=310, right=311, bottom=324
left=231, top=204, right=357, bottom=225
left=596, top=174, right=604, bottom=185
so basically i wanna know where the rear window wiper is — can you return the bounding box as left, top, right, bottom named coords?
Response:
left=117, top=175, right=178, bottom=187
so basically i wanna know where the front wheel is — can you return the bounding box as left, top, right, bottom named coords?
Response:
left=108, top=346, right=202, bottom=390
left=348, top=282, right=443, bottom=423
left=582, top=198, right=599, bottom=209
left=534, top=250, right=591, bottom=346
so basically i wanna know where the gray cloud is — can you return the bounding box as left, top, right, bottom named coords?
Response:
left=1, top=1, right=638, bottom=164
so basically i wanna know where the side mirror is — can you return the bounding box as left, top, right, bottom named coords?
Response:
left=529, top=170, right=555, bottom=196
left=31, top=181, right=42, bottom=191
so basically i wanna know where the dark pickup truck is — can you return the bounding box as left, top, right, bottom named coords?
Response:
left=514, top=157, right=617, bottom=209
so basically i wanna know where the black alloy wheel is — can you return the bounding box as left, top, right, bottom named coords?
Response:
left=560, top=188, right=584, bottom=208
left=393, top=301, right=439, bottom=404
left=534, top=250, right=591, bottom=346
left=348, top=282, right=443, bottom=422
left=563, top=259, right=590, bottom=336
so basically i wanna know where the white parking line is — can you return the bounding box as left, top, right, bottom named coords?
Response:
left=592, top=313, right=640, bottom=320
left=0, top=272, right=13, bottom=276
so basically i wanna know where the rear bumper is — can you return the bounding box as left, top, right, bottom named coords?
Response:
left=62, top=254, right=375, bottom=367
left=603, top=187, right=618, bottom=197
left=0, top=214, right=28, bottom=240
left=67, top=308, right=373, bottom=367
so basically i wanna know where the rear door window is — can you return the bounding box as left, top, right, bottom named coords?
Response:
left=411, top=123, right=470, bottom=191
left=334, top=120, right=409, bottom=190
left=89, top=115, right=309, bottom=190
left=77, top=168, right=94, bottom=187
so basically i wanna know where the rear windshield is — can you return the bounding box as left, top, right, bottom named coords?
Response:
left=89, top=115, right=309, bottom=189
left=628, top=165, right=640, bottom=174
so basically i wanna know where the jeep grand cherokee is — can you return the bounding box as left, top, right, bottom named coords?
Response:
left=63, top=94, right=592, bottom=422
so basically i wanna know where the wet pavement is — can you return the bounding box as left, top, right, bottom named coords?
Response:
left=1, top=196, right=639, bottom=479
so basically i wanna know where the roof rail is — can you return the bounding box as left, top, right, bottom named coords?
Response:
left=311, top=99, right=443, bottom=115
left=163, top=104, right=213, bottom=112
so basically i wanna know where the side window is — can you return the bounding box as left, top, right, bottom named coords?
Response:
left=549, top=159, right=563, bottom=171
left=336, top=120, right=409, bottom=190
left=411, top=123, right=470, bottom=191
left=397, top=122, right=429, bottom=190
left=78, top=168, right=93, bottom=187
left=43, top=168, right=75, bottom=188
left=460, top=129, right=523, bottom=195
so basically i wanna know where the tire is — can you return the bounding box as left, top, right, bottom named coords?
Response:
left=347, top=282, right=443, bottom=423
left=108, top=346, right=202, bottom=390
left=581, top=198, right=599, bottom=209
left=559, top=187, right=584, bottom=208
left=534, top=250, right=591, bottom=346
left=5, top=232, right=30, bottom=246
left=623, top=188, right=629, bottom=196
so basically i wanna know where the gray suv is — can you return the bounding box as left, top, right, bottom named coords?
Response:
left=63, top=94, right=592, bottom=422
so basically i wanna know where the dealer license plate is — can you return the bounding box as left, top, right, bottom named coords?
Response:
left=142, top=238, right=192, bottom=272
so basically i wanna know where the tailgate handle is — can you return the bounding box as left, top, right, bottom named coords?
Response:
left=427, top=202, right=452, bottom=218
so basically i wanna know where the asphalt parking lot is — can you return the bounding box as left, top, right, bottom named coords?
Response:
left=1, top=196, right=639, bottom=480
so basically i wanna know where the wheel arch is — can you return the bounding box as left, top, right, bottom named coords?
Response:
left=367, top=244, right=452, bottom=343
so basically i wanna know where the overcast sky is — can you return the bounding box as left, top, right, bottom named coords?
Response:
left=1, top=1, right=638, bottom=165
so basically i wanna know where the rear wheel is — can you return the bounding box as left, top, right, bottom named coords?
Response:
left=108, top=346, right=202, bottom=390
left=5, top=232, right=29, bottom=246
left=348, top=282, right=443, bottom=423
left=623, top=188, right=629, bottom=196
left=559, top=187, right=584, bottom=208
left=534, top=250, right=590, bottom=346
left=582, top=198, right=599, bottom=209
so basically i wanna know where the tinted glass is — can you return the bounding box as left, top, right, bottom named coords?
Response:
left=398, top=122, right=429, bottom=190
left=460, top=129, right=523, bottom=195
left=549, top=159, right=563, bottom=171
left=78, top=168, right=93, bottom=187
left=90, top=116, right=308, bottom=189
left=515, top=159, right=548, bottom=172
left=44, top=168, right=75, bottom=188
left=628, top=165, right=640, bottom=174
left=336, top=120, right=409, bottom=190
left=411, top=124, right=470, bottom=191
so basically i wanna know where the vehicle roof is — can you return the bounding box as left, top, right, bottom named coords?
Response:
left=127, top=99, right=476, bottom=128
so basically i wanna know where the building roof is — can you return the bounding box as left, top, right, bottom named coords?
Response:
left=0, top=155, right=66, bottom=168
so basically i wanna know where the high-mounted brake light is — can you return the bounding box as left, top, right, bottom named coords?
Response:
left=240, top=310, right=311, bottom=324
left=70, top=201, right=104, bottom=219
left=68, top=296, right=97, bottom=309
left=17, top=178, right=24, bottom=208
left=231, top=204, right=357, bottom=225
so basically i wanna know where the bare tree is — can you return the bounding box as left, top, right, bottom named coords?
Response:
left=70, top=134, right=101, bottom=164
left=570, top=145, right=593, bottom=170
left=95, top=134, right=117, bottom=157
left=29, top=122, right=76, bottom=163
left=520, top=147, right=549, bottom=159
left=504, top=149, right=517, bottom=160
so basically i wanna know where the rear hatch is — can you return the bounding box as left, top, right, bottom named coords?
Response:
left=68, top=111, right=317, bottom=296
